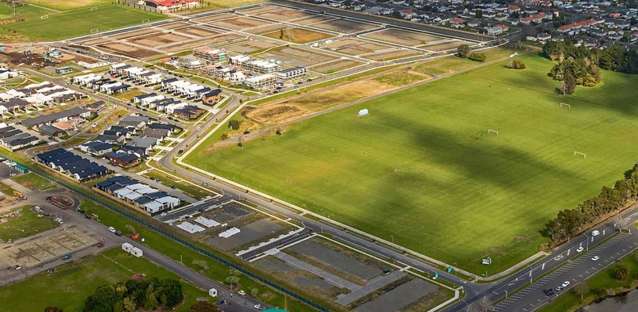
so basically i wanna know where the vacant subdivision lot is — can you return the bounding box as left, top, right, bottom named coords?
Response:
left=187, top=54, right=638, bottom=274
left=262, top=27, right=333, bottom=44
left=0, top=248, right=205, bottom=312
left=0, top=206, right=58, bottom=242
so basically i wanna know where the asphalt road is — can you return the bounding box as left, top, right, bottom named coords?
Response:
left=495, top=230, right=638, bottom=312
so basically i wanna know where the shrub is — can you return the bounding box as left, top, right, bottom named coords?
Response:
left=469, top=52, right=487, bottom=62
left=508, top=59, right=526, bottom=69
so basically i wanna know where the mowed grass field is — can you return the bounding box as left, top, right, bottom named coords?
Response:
left=186, top=54, right=638, bottom=275
left=26, top=0, right=111, bottom=10
left=0, top=248, right=205, bottom=311
left=0, top=3, right=165, bottom=41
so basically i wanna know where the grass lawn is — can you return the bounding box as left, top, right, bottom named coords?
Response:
left=11, top=172, right=56, bottom=191
left=0, top=4, right=165, bottom=41
left=540, top=249, right=638, bottom=312
left=144, top=169, right=214, bottom=200
left=0, top=2, right=49, bottom=19
left=26, top=0, right=111, bottom=11
left=0, top=205, right=58, bottom=242
left=186, top=54, right=638, bottom=275
left=0, top=248, right=206, bottom=312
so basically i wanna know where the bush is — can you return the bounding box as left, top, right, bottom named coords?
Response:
left=508, top=59, right=526, bottom=69
left=614, top=266, right=629, bottom=281
left=227, top=119, right=240, bottom=130
left=457, top=44, right=471, bottom=58
left=469, top=52, right=487, bottom=62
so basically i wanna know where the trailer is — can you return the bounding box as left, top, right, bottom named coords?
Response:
left=121, top=242, right=143, bottom=257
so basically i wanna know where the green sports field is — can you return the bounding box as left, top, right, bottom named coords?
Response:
left=186, top=54, right=638, bottom=275
left=0, top=4, right=165, bottom=41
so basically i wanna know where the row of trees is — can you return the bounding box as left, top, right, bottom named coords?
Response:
left=83, top=278, right=184, bottom=312
left=543, top=41, right=638, bottom=74
left=542, top=163, right=638, bottom=245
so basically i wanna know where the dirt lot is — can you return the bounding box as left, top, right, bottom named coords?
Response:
left=311, top=18, right=380, bottom=34
left=0, top=225, right=98, bottom=269
left=286, top=239, right=391, bottom=283
left=221, top=38, right=283, bottom=54
left=191, top=12, right=237, bottom=24
left=262, top=46, right=336, bottom=67
left=130, top=32, right=191, bottom=47
left=214, top=16, right=270, bottom=30
left=422, top=40, right=470, bottom=52
left=364, top=49, right=422, bottom=61
left=311, top=59, right=363, bottom=74
left=97, top=42, right=158, bottom=58
left=354, top=278, right=440, bottom=312
left=246, top=5, right=313, bottom=21
left=255, top=256, right=346, bottom=299
left=363, top=28, right=443, bottom=47
left=173, top=26, right=220, bottom=38
left=262, top=27, right=333, bottom=44
left=292, top=15, right=336, bottom=26
left=321, top=38, right=390, bottom=56
left=245, top=77, right=398, bottom=125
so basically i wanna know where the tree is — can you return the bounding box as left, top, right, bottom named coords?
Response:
left=572, top=283, right=589, bottom=303
left=190, top=301, right=219, bottom=312
left=469, top=52, right=486, bottom=62
left=563, top=69, right=577, bottom=95
left=225, top=276, right=240, bottom=289
left=228, top=119, right=240, bottom=130
left=158, top=279, right=183, bottom=308
left=250, top=287, right=260, bottom=297
left=457, top=44, right=471, bottom=58
left=83, top=285, right=118, bottom=312
left=614, top=265, right=629, bottom=281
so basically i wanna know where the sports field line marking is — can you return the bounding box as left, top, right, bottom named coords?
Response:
left=27, top=3, right=62, bottom=13
left=100, top=254, right=134, bottom=274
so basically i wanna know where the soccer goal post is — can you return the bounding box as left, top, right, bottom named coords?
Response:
left=40, top=15, right=49, bottom=20
left=559, top=102, right=572, bottom=111
left=573, top=151, right=587, bottom=158
left=487, top=128, right=499, bottom=136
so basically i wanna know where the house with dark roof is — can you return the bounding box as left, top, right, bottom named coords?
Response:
left=105, top=151, right=141, bottom=168
left=78, top=141, right=114, bottom=156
